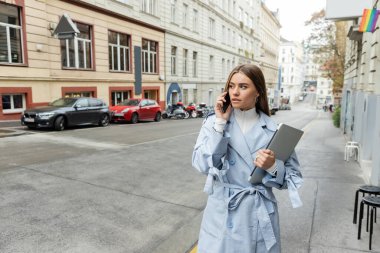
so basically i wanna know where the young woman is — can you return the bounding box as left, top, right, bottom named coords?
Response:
left=192, top=64, right=303, bottom=253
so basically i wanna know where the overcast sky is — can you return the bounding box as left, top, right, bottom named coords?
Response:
left=264, top=0, right=327, bottom=42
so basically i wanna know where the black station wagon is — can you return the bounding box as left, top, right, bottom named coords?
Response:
left=21, top=97, right=111, bottom=131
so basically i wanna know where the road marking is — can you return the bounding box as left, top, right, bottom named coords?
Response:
left=189, top=244, right=197, bottom=253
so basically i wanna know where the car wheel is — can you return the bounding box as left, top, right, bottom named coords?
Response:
left=154, top=112, right=161, bottom=122
left=54, top=116, right=65, bottom=131
left=130, top=113, right=138, bottom=124
left=99, top=114, right=110, bottom=127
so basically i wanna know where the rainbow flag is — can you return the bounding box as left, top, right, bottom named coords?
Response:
left=359, top=9, right=380, bottom=33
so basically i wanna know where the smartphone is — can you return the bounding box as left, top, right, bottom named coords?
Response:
left=222, top=93, right=231, bottom=112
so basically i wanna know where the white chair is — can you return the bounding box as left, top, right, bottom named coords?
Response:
left=345, top=141, right=360, bottom=161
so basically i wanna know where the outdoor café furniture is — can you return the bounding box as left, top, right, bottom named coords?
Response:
left=353, top=185, right=380, bottom=224
left=345, top=141, right=359, bottom=161
left=357, top=196, right=380, bottom=250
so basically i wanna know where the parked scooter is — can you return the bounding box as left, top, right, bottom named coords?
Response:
left=162, top=102, right=189, bottom=119
left=196, top=103, right=211, bottom=118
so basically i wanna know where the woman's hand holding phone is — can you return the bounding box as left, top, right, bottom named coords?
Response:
left=215, top=92, right=232, bottom=121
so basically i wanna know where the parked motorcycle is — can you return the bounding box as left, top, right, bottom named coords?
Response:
left=162, top=102, right=189, bottom=119
left=185, top=103, right=197, bottom=118
left=196, top=103, right=211, bottom=118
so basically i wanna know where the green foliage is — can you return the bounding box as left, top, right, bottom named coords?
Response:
left=332, top=106, right=341, bottom=128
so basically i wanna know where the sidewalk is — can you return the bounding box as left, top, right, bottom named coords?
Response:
left=275, top=110, right=380, bottom=252
left=181, top=110, right=380, bottom=253
left=0, top=120, right=27, bottom=138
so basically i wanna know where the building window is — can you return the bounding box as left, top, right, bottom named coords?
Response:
left=142, top=39, right=158, bottom=74
left=209, top=18, right=215, bottom=39
left=142, top=0, right=157, bottom=15
left=61, top=22, right=93, bottom=69
left=222, top=58, right=226, bottom=78
left=64, top=92, right=92, bottom=98
left=183, top=89, right=188, bottom=104
left=171, top=0, right=177, bottom=23
left=111, top=91, right=131, bottom=106
left=183, top=4, right=188, bottom=28
left=238, top=7, right=243, bottom=21
left=1, top=94, right=25, bottom=113
left=193, top=51, right=198, bottom=77
left=0, top=3, right=23, bottom=64
left=183, top=49, right=188, bottom=76
left=108, top=31, right=130, bottom=72
left=222, top=25, right=225, bottom=44
left=171, top=46, right=177, bottom=75
left=209, top=55, right=214, bottom=79
left=193, top=9, right=198, bottom=32
left=232, top=31, right=236, bottom=48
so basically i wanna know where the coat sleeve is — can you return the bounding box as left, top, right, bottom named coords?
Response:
left=262, top=151, right=303, bottom=208
left=192, top=116, right=230, bottom=175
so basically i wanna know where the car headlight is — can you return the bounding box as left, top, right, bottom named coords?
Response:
left=37, top=112, right=55, bottom=119
left=121, top=108, right=129, bottom=113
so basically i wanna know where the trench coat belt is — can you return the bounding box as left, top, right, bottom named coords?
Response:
left=218, top=181, right=277, bottom=251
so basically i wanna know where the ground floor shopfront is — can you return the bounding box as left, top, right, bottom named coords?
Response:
left=0, top=81, right=164, bottom=121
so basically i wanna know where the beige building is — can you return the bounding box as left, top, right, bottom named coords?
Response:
left=259, top=2, right=281, bottom=107
left=0, top=0, right=165, bottom=121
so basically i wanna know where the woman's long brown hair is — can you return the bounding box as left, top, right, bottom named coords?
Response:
left=224, top=64, right=270, bottom=116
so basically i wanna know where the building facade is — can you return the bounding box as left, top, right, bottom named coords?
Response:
left=278, top=38, right=305, bottom=104
left=0, top=0, right=282, bottom=120
left=0, top=0, right=165, bottom=120
left=341, top=2, right=380, bottom=185
left=260, top=2, right=281, bottom=108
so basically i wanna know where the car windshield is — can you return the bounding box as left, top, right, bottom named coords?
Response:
left=50, top=98, right=77, bottom=107
left=119, top=99, right=140, bottom=106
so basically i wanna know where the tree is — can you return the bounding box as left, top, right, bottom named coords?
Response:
left=305, top=10, right=346, bottom=95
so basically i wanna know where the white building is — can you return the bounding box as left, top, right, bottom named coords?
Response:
left=260, top=3, right=281, bottom=108
left=94, top=0, right=279, bottom=106
left=304, top=47, right=333, bottom=108
left=278, top=38, right=305, bottom=104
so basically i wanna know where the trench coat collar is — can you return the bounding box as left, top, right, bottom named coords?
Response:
left=227, top=110, right=277, bottom=169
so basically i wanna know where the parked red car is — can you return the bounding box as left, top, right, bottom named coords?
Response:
left=110, top=98, right=161, bottom=124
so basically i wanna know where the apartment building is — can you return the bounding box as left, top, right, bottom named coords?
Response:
left=303, top=48, right=333, bottom=108
left=278, top=38, right=305, bottom=104
left=326, top=0, right=380, bottom=185
left=260, top=2, right=281, bottom=108
left=0, top=0, right=165, bottom=120
left=92, top=0, right=272, bottom=106
left=0, top=0, right=282, bottom=120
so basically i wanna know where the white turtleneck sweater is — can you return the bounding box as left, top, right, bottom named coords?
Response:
left=213, top=108, right=277, bottom=175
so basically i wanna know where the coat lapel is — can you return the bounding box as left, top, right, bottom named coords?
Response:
left=245, top=112, right=275, bottom=154
left=226, top=111, right=277, bottom=169
left=226, top=113, right=255, bottom=169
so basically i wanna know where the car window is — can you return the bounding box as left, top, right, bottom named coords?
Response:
left=120, top=99, right=139, bottom=106
left=50, top=98, right=77, bottom=107
left=76, top=99, right=89, bottom=107
left=148, top=100, right=156, bottom=106
left=89, top=99, right=103, bottom=107
left=140, top=100, right=149, bottom=107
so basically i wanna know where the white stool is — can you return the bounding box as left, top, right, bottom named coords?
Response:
left=345, top=141, right=359, bottom=161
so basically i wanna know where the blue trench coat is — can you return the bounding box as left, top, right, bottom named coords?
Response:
left=192, top=110, right=303, bottom=253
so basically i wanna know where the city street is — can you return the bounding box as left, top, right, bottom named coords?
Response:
left=1, top=102, right=379, bottom=253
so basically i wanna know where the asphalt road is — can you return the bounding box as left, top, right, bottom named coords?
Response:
left=0, top=103, right=319, bottom=253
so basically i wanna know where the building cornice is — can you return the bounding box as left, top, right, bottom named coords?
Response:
left=60, top=0, right=165, bottom=33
